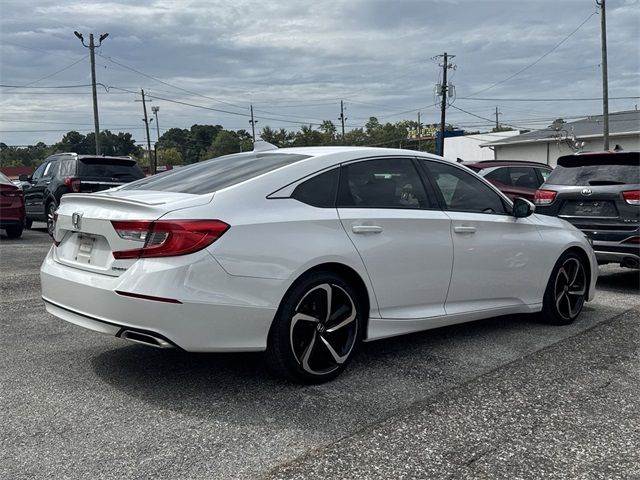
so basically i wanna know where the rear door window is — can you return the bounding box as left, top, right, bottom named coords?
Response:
left=337, top=158, right=430, bottom=209
left=509, top=167, right=540, bottom=188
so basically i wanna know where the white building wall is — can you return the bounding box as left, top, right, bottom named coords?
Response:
left=494, top=133, right=640, bottom=167
left=444, top=131, right=520, bottom=162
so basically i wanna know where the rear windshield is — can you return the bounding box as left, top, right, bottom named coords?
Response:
left=120, top=152, right=311, bottom=194
left=547, top=154, right=640, bottom=186
left=78, top=158, right=144, bottom=181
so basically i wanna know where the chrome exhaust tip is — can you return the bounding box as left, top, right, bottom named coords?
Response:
left=119, top=329, right=174, bottom=349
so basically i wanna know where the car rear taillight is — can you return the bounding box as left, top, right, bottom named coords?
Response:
left=1, top=190, right=23, bottom=197
left=622, top=190, right=640, bottom=205
left=63, top=177, right=81, bottom=193
left=111, top=220, right=229, bottom=259
left=534, top=189, right=557, bottom=205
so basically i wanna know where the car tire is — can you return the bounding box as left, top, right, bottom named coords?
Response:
left=46, top=201, right=57, bottom=236
left=24, top=218, right=32, bottom=229
left=540, top=251, right=587, bottom=325
left=5, top=225, right=23, bottom=239
left=266, top=271, right=363, bottom=383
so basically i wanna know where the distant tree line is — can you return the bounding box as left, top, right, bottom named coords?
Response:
left=1, top=117, right=448, bottom=168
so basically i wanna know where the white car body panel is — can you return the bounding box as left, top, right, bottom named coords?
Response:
left=40, top=147, right=598, bottom=353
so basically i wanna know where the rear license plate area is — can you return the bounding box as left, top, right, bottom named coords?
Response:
left=75, top=234, right=96, bottom=264
left=560, top=200, right=617, bottom=217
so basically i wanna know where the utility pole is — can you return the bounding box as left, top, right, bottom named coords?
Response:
left=249, top=104, right=258, bottom=144
left=74, top=31, right=109, bottom=155
left=495, top=106, right=501, bottom=131
left=417, top=111, right=422, bottom=151
left=435, top=52, right=455, bottom=157
left=151, top=106, right=160, bottom=171
left=139, top=89, right=154, bottom=174
left=596, top=0, right=610, bottom=150
left=339, top=100, right=346, bottom=144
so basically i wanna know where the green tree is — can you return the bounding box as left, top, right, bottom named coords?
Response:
left=156, top=147, right=184, bottom=166
left=206, top=130, right=243, bottom=158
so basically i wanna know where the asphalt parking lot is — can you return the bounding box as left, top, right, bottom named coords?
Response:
left=1, top=227, right=638, bottom=479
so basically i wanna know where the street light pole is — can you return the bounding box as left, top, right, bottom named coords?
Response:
left=596, top=0, right=610, bottom=150
left=74, top=31, right=108, bottom=155
left=152, top=106, right=160, bottom=171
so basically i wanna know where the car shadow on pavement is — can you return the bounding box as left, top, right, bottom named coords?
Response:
left=89, top=312, right=577, bottom=432
left=596, top=267, right=640, bottom=292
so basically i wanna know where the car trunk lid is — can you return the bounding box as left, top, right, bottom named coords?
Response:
left=52, top=190, right=214, bottom=276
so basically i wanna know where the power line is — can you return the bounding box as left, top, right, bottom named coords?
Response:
left=3, top=56, right=89, bottom=88
left=458, top=95, right=640, bottom=102
left=98, top=53, right=247, bottom=111
left=465, top=11, right=598, bottom=97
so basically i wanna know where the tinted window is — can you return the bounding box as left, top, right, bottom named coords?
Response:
left=338, top=158, right=429, bottom=209
left=424, top=161, right=507, bottom=214
left=537, top=168, right=551, bottom=181
left=484, top=167, right=510, bottom=184
left=31, top=163, right=47, bottom=181
left=121, top=152, right=310, bottom=194
left=509, top=167, right=540, bottom=188
left=547, top=162, right=640, bottom=185
left=42, top=161, right=56, bottom=178
left=59, top=159, right=77, bottom=177
left=292, top=168, right=339, bottom=207
left=78, top=158, right=144, bottom=181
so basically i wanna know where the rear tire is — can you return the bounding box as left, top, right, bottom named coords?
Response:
left=5, top=225, right=23, bottom=238
left=46, top=201, right=57, bottom=236
left=540, top=251, right=587, bottom=325
left=24, top=218, right=32, bottom=230
left=266, top=272, right=363, bottom=383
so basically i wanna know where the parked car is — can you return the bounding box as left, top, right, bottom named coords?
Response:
left=464, top=160, right=552, bottom=202
left=41, top=146, right=597, bottom=383
left=0, top=171, right=26, bottom=238
left=21, top=153, right=145, bottom=234
left=535, top=151, right=639, bottom=269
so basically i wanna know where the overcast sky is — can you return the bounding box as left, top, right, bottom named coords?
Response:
left=1, top=0, right=639, bottom=146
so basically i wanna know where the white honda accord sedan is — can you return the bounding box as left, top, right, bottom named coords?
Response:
left=41, top=145, right=597, bottom=382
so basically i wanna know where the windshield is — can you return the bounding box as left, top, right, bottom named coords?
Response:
left=120, top=152, right=311, bottom=194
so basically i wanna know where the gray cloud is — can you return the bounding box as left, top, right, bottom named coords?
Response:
left=1, top=0, right=638, bottom=146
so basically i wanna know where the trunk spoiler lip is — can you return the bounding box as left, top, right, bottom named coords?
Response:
left=59, top=191, right=215, bottom=207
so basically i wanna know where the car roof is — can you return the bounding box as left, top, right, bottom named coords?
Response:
left=463, top=160, right=551, bottom=169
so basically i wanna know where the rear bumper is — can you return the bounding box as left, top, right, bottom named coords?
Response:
left=40, top=248, right=283, bottom=351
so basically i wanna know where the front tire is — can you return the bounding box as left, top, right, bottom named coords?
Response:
left=540, top=252, right=587, bottom=325
left=266, top=272, right=363, bottom=383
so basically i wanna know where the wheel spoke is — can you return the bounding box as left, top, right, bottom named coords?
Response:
left=319, top=335, right=349, bottom=365
left=566, top=259, right=581, bottom=285
left=300, top=331, right=318, bottom=373
left=558, top=267, right=569, bottom=283
left=326, top=309, right=356, bottom=333
left=565, top=295, right=575, bottom=318
left=568, top=287, right=585, bottom=296
left=317, top=283, right=333, bottom=322
left=291, top=312, right=320, bottom=329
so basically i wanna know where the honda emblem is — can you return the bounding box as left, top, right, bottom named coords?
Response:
left=72, top=212, right=82, bottom=230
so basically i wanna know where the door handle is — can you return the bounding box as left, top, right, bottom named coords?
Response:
left=454, top=225, right=476, bottom=234
left=352, top=225, right=383, bottom=234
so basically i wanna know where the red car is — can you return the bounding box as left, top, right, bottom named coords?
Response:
left=464, top=160, right=552, bottom=202
left=0, top=172, right=26, bottom=238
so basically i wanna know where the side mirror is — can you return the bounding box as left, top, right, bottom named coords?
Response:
left=513, top=197, right=535, bottom=218
left=18, top=174, right=29, bottom=182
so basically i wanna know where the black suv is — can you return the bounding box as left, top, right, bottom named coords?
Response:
left=534, top=151, right=639, bottom=268
left=21, top=153, right=145, bottom=234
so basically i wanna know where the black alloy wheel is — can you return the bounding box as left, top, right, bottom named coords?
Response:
left=46, top=202, right=57, bottom=236
left=267, top=272, right=362, bottom=383
left=541, top=252, right=587, bottom=325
